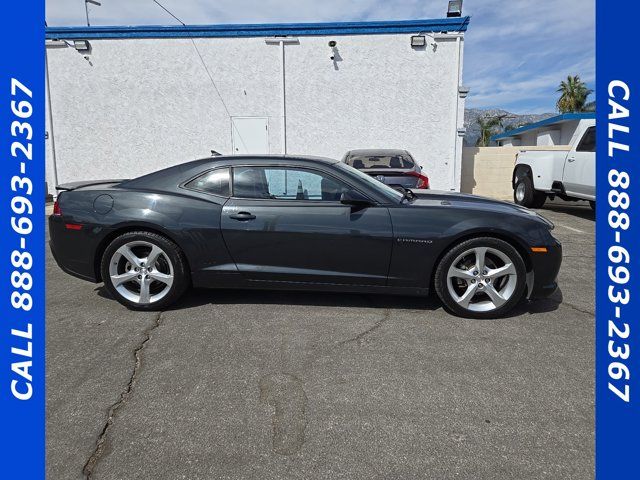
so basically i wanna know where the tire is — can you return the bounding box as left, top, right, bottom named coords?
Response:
left=514, top=175, right=546, bottom=209
left=100, top=231, right=189, bottom=310
left=589, top=201, right=596, bottom=211
left=434, top=237, right=527, bottom=319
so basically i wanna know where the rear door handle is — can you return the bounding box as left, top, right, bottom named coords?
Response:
left=567, top=157, right=576, bottom=162
left=229, top=211, right=256, bottom=221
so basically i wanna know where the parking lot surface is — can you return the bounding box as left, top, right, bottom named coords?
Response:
left=46, top=200, right=595, bottom=480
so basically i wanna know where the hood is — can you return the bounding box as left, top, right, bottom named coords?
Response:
left=408, top=190, right=554, bottom=228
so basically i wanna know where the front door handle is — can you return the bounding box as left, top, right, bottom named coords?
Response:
left=567, top=157, right=576, bottom=162
left=229, top=211, right=256, bottom=221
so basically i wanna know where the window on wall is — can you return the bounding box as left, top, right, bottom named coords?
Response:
left=232, top=167, right=348, bottom=201
left=184, top=168, right=230, bottom=196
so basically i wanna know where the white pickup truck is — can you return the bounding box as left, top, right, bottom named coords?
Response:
left=512, top=119, right=595, bottom=209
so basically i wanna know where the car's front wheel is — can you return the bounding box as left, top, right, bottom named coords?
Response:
left=100, top=231, right=189, bottom=310
left=434, top=237, right=527, bottom=318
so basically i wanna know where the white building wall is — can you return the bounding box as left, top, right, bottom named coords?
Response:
left=536, top=129, right=560, bottom=146
left=45, top=31, right=465, bottom=193
left=559, top=120, right=581, bottom=144
left=519, top=132, right=537, bottom=146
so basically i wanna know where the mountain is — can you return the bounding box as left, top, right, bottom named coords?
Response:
left=463, top=108, right=556, bottom=147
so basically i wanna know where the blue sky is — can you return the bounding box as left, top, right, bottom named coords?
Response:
left=46, top=0, right=595, bottom=114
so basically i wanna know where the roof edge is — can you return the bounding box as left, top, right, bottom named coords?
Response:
left=45, top=16, right=470, bottom=40
left=491, top=112, right=596, bottom=141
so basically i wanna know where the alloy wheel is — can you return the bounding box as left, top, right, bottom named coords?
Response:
left=108, top=240, right=174, bottom=305
left=446, top=246, right=518, bottom=313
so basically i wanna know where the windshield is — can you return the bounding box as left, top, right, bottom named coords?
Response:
left=335, top=162, right=405, bottom=203
left=346, top=153, right=415, bottom=169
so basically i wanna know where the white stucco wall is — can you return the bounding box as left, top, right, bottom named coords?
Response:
left=560, top=120, right=581, bottom=144
left=45, top=31, right=466, bottom=193
left=536, top=129, right=560, bottom=146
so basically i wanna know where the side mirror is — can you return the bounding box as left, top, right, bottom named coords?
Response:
left=340, top=190, right=373, bottom=207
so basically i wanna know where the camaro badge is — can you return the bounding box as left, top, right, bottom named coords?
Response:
left=397, top=238, right=432, bottom=244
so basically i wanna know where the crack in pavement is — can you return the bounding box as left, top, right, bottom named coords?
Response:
left=300, top=304, right=394, bottom=372
left=82, top=311, right=164, bottom=479
left=339, top=308, right=391, bottom=346
left=551, top=300, right=594, bottom=317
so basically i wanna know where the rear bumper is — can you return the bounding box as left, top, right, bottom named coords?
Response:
left=49, top=216, right=99, bottom=283
left=528, top=238, right=562, bottom=299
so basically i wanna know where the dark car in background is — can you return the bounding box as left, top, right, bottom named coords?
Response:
left=341, top=149, right=429, bottom=190
left=49, top=155, right=561, bottom=319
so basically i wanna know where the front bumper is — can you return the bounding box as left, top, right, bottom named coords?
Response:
left=528, top=238, right=562, bottom=299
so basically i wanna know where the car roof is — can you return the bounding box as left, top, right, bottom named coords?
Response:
left=120, top=154, right=340, bottom=190
left=207, top=154, right=339, bottom=165
left=346, top=149, right=408, bottom=156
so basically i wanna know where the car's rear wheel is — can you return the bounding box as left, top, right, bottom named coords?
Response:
left=100, top=231, right=189, bottom=310
left=434, top=237, right=527, bottom=319
left=514, top=176, right=546, bottom=208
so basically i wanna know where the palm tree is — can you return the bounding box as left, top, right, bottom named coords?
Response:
left=475, top=115, right=506, bottom=147
left=556, top=75, right=593, bottom=113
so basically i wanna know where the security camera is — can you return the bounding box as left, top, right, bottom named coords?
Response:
left=329, top=40, right=338, bottom=60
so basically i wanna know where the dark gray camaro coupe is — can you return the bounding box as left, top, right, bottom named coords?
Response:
left=49, top=155, right=561, bottom=318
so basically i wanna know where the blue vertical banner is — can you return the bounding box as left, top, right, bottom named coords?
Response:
left=0, top=1, right=46, bottom=478
left=596, top=0, right=639, bottom=478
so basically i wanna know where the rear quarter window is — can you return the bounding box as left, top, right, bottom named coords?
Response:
left=184, top=168, right=230, bottom=197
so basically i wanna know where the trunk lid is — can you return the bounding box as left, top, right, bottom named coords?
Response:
left=359, top=168, right=417, bottom=187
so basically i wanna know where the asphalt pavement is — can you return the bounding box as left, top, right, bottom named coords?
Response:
left=46, top=199, right=595, bottom=480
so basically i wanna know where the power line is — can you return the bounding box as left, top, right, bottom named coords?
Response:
left=152, top=0, right=184, bottom=26
left=151, top=0, right=249, bottom=151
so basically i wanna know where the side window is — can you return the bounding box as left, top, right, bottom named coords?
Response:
left=184, top=168, right=230, bottom=196
left=576, top=126, right=596, bottom=152
left=232, top=167, right=348, bottom=201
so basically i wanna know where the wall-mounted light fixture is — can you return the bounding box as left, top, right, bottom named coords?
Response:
left=45, top=39, right=69, bottom=49
left=73, top=39, right=92, bottom=53
left=447, top=0, right=463, bottom=17
left=410, top=35, right=426, bottom=48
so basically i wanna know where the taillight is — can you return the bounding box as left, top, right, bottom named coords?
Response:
left=405, top=171, right=430, bottom=189
left=52, top=200, right=62, bottom=216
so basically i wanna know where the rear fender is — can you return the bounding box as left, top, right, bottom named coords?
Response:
left=92, top=193, right=235, bottom=284
left=512, top=165, right=532, bottom=188
left=514, top=153, right=566, bottom=192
